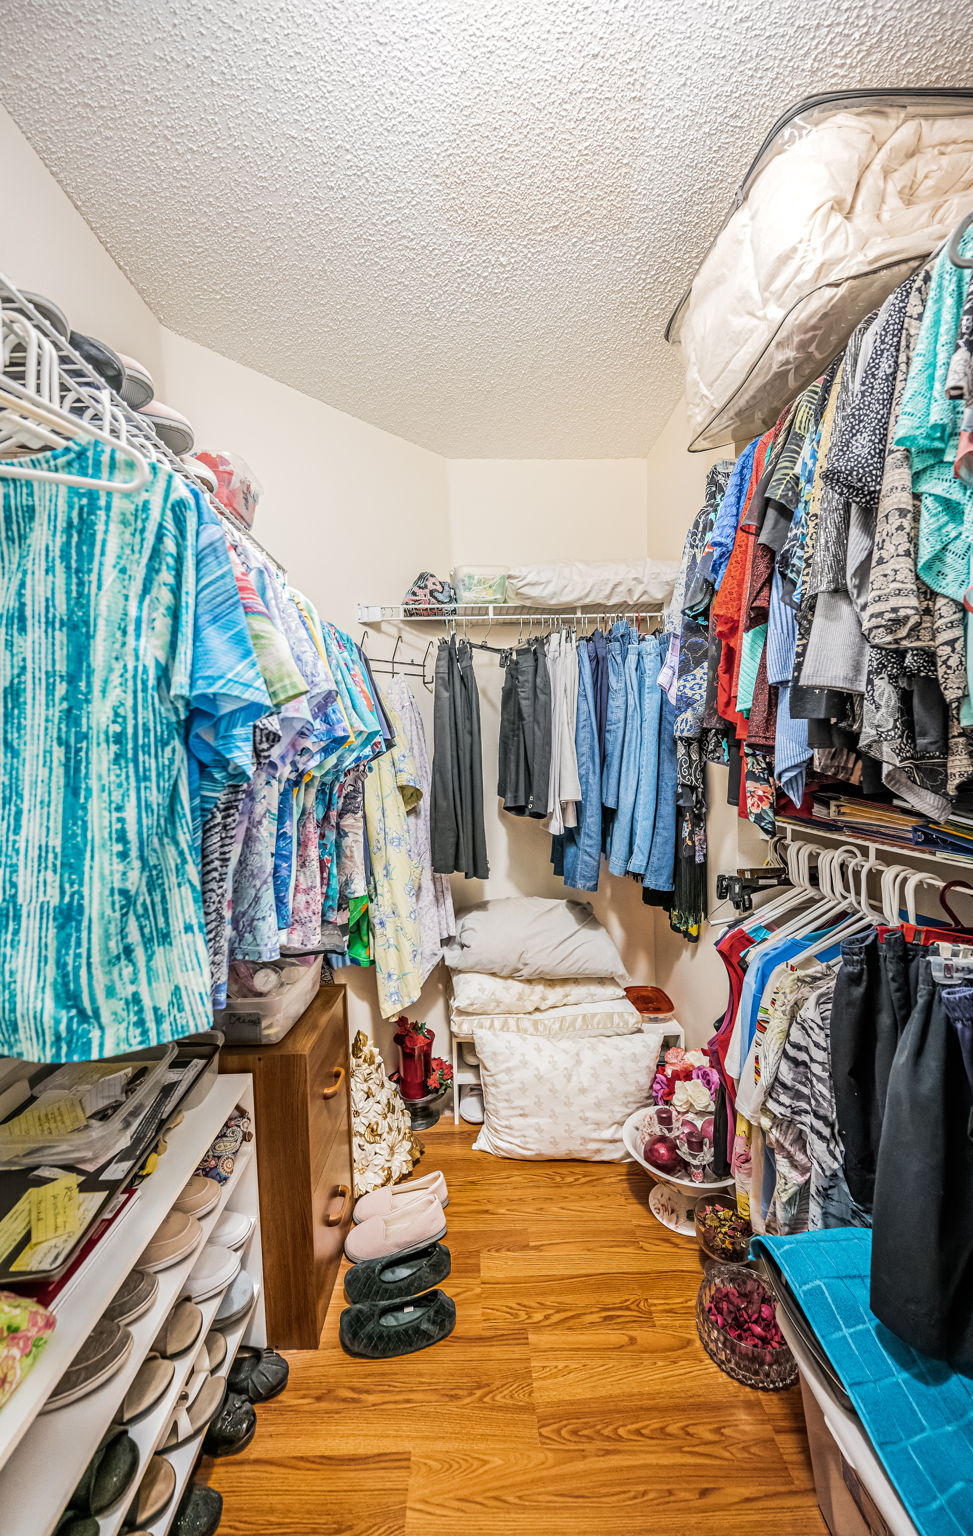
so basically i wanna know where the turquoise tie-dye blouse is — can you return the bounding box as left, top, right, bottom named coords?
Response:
left=0, top=439, right=213, bottom=1061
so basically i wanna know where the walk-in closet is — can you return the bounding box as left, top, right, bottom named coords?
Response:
left=0, top=8, right=971, bottom=1535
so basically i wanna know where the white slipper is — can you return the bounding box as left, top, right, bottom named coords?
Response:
left=353, top=1170, right=448, bottom=1224
left=180, top=1242, right=241, bottom=1303
left=460, top=1085, right=485, bottom=1124
left=211, top=1208, right=255, bottom=1251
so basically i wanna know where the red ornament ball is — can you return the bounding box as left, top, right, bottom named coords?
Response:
left=643, top=1134, right=688, bottom=1177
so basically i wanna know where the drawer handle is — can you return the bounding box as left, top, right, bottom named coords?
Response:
left=325, top=1184, right=352, bottom=1227
left=321, top=1065, right=345, bottom=1099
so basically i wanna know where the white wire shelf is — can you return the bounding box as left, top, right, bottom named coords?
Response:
left=779, top=817, right=973, bottom=869
left=357, top=603, right=664, bottom=625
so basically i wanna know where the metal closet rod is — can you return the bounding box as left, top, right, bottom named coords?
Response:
left=356, top=603, right=664, bottom=624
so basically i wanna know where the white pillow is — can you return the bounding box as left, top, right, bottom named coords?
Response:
left=472, top=1028, right=663, bottom=1160
left=449, top=971, right=626, bottom=1015
left=505, top=558, right=678, bottom=609
left=449, top=998, right=643, bottom=1040
left=443, top=897, right=626, bottom=981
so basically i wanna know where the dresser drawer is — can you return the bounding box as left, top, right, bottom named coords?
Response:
left=309, top=1040, right=350, bottom=1185
left=305, top=991, right=348, bottom=1083
left=311, top=1119, right=354, bottom=1333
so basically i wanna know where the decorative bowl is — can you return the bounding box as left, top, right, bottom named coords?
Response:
left=695, top=1194, right=752, bottom=1265
left=695, top=1262, right=798, bottom=1391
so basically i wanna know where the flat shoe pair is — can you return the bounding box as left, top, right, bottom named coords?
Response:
left=344, top=1192, right=446, bottom=1264
left=344, top=1241, right=451, bottom=1305
left=352, top=1169, right=448, bottom=1223
left=339, top=1289, right=456, bottom=1359
left=44, top=1319, right=133, bottom=1412
left=119, top=1354, right=175, bottom=1424
left=104, top=1268, right=158, bottom=1326
left=153, top=1299, right=204, bottom=1358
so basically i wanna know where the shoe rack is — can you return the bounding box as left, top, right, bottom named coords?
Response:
left=0, top=1073, right=265, bottom=1536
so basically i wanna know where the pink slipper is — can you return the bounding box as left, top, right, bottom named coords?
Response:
left=353, top=1171, right=448, bottom=1225
left=344, top=1194, right=447, bottom=1264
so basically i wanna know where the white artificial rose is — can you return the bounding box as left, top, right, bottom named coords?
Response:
left=672, top=1077, right=714, bottom=1113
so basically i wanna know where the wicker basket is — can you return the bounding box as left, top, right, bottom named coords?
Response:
left=696, top=1262, right=798, bottom=1391
left=695, top=1194, right=752, bottom=1265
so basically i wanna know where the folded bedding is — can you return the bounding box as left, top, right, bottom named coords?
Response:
left=448, top=997, right=642, bottom=1040
left=449, top=971, right=626, bottom=1015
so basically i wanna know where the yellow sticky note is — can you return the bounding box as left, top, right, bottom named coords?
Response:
left=0, top=1094, right=86, bottom=1141
left=29, top=1175, right=80, bottom=1246
left=0, top=1193, right=32, bottom=1263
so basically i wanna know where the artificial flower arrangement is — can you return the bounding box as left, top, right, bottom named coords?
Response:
left=426, top=1057, right=454, bottom=1094
left=641, top=1046, right=721, bottom=1182
left=391, top=1018, right=435, bottom=1100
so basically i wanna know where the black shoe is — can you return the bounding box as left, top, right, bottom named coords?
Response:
left=343, top=1242, right=451, bottom=1306
left=172, top=1483, right=223, bottom=1536
left=228, top=1344, right=289, bottom=1403
left=339, top=1289, right=456, bottom=1359
left=69, top=1426, right=139, bottom=1516
left=202, top=1390, right=257, bottom=1457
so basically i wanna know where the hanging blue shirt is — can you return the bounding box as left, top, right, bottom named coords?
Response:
left=693, top=437, right=759, bottom=595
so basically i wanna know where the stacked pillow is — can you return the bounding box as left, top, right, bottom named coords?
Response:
left=444, top=899, right=663, bottom=1160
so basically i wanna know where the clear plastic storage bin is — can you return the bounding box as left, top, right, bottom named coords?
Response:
left=215, top=956, right=324, bottom=1045
left=452, top=566, right=508, bottom=603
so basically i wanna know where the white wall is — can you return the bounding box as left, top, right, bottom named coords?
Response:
left=0, top=107, right=164, bottom=382
left=1, top=99, right=727, bottom=1060
left=445, top=457, right=656, bottom=988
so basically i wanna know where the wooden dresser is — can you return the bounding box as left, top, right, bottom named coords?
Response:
left=220, top=985, right=353, bottom=1349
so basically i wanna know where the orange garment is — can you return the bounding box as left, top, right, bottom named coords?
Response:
left=712, top=431, right=771, bottom=738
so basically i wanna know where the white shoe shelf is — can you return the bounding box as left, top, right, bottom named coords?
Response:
left=0, top=1072, right=265, bottom=1536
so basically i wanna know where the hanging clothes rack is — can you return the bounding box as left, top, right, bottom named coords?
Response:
left=357, top=602, right=664, bottom=625
left=0, top=274, right=288, bottom=576
left=359, top=632, right=435, bottom=689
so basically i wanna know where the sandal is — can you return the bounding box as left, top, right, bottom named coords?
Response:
left=202, top=1330, right=227, bottom=1373
left=104, top=1268, right=158, bottom=1327
left=228, top=1345, right=289, bottom=1403
left=152, top=1299, right=203, bottom=1359
left=119, top=1355, right=175, bottom=1425
left=125, top=1456, right=177, bottom=1528
left=202, top=1390, right=257, bottom=1457
left=163, top=1375, right=227, bottom=1450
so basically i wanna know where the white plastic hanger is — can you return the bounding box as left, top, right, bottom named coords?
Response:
left=0, top=377, right=149, bottom=494
left=0, top=305, right=150, bottom=494
left=903, top=871, right=947, bottom=926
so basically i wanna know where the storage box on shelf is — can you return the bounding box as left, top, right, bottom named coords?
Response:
left=220, top=984, right=353, bottom=1349
left=0, top=1074, right=264, bottom=1536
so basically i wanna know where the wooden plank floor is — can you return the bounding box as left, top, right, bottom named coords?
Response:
left=207, top=1123, right=826, bottom=1535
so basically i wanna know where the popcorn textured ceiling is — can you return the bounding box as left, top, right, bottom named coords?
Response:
left=1, top=1, right=971, bottom=456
